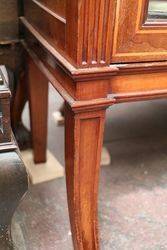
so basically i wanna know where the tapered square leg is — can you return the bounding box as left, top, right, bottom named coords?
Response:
left=27, top=59, right=48, bottom=163
left=65, top=104, right=107, bottom=250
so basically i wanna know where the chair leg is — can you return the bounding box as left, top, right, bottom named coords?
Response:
left=0, top=151, right=28, bottom=249
left=27, top=59, right=48, bottom=164
left=65, top=104, right=106, bottom=250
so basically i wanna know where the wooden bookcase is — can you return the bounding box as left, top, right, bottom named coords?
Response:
left=20, top=1, right=167, bottom=249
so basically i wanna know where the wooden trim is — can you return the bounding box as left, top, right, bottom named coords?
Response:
left=66, top=0, right=116, bottom=67
left=20, top=19, right=118, bottom=79
left=136, top=0, right=167, bottom=30
left=23, top=41, right=115, bottom=111
left=112, top=0, right=167, bottom=63
left=31, top=0, right=66, bottom=24
left=112, top=89, right=167, bottom=103
left=110, top=71, right=167, bottom=93
left=66, top=0, right=79, bottom=65
left=22, top=40, right=75, bottom=103
left=23, top=39, right=167, bottom=112
left=142, top=0, right=149, bottom=24
left=113, top=61, right=167, bottom=74
left=79, top=0, right=114, bottom=67
left=23, top=0, right=66, bottom=50
left=65, top=106, right=106, bottom=249
left=20, top=17, right=76, bottom=72
left=22, top=24, right=167, bottom=79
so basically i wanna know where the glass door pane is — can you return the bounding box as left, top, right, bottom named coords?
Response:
left=148, top=0, right=167, bottom=21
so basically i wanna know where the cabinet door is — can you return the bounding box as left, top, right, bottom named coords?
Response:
left=112, top=0, right=167, bottom=63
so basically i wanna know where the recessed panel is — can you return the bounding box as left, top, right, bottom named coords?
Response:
left=111, top=0, right=167, bottom=63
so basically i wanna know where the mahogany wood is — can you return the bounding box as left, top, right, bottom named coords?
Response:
left=112, top=0, right=167, bottom=63
left=65, top=104, right=106, bottom=250
left=22, top=0, right=167, bottom=67
left=36, top=0, right=66, bottom=18
left=24, top=0, right=65, bottom=51
left=27, top=57, right=48, bottom=163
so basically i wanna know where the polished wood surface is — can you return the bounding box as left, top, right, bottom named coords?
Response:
left=37, top=0, right=66, bottom=18
left=22, top=0, right=115, bottom=67
left=20, top=0, right=167, bottom=249
left=112, top=0, right=167, bottom=63
left=65, top=105, right=106, bottom=250
left=27, top=57, right=48, bottom=163
left=24, top=0, right=65, bottom=51
left=22, top=0, right=167, bottom=67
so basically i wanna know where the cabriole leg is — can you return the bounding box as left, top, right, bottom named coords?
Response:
left=65, top=104, right=107, bottom=250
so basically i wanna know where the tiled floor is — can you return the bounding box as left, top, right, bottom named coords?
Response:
left=12, top=85, right=167, bottom=250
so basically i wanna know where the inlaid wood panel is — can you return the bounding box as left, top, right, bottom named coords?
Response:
left=24, top=0, right=65, bottom=51
left=112, top=0, right=167, bottom=63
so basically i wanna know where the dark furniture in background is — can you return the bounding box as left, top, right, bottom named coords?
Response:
left=0, top=68, right=28, bottom=249
left=0, top=0, right=31, bottom=150
left=0, top=4, right=29, bottom=248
